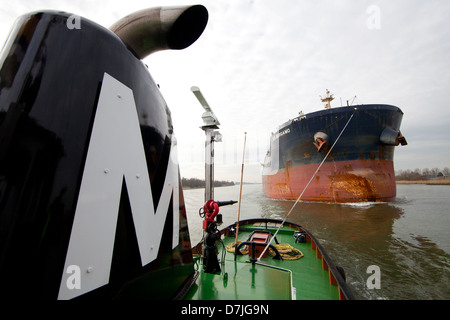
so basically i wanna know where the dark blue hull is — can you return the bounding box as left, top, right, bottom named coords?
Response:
left=262, top=104, right=406, bottom=202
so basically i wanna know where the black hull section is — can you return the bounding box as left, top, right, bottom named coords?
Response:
left=0, top=11, right=195, bottom=299
left=267, top=105, right=404, bottom=171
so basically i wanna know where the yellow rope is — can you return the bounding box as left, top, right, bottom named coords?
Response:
left=226, top=242, right=303, bottom=260
left=226, top=241, right=248, bottom=254
left=270, top=244, right=304, bottom=260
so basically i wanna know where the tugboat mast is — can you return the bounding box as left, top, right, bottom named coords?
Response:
left=191, top=86, right=222, bottom=202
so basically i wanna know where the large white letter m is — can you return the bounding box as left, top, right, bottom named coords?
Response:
left=58, top=73, right=180, bottom=299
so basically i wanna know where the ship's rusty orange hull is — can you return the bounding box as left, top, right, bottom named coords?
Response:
left=262, top=159, right=397, bottom=203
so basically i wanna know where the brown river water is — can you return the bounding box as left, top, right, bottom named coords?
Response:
left=184, top=183, right=450, bottom=300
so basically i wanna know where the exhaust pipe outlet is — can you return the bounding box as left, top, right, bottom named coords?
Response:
left=110, top=5, right=208, bottom=59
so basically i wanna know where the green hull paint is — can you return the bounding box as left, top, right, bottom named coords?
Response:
left=186, top=263, right=292, bottom=300
left=184, top=219, right=353, bottom=300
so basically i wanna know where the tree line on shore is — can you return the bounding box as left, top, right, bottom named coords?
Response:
left=182, top=167, right=450, bottom=185
left=395, top=167, right=449, bottom=181
left=181, top=177, right=235, bottom=189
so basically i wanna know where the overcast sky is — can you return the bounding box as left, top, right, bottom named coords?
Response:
left=1, top=0, right=449, bottom=182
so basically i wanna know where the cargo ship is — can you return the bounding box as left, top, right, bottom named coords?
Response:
left=262, top=90, right=407, bottom=202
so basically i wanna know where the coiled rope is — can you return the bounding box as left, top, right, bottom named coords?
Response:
left=226, top=242, right=304, bottom=260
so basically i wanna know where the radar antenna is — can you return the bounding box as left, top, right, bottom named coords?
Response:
left=191, top=86, right=220, bottom=128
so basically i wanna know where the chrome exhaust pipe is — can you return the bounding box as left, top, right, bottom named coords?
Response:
left=110, top=5, right=208, bottom=59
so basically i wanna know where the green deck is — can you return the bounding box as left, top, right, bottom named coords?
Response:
left=185, top=223, right=341, bottom=300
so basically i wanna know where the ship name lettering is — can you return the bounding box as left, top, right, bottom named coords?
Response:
left=273, top=128, right=290, bottom=140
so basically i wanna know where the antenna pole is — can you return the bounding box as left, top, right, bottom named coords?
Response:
left=235, top=132, right=247, bottom=245
left=191, top=86, right=222, bottom=201
left=204, top=129, right=214, bottom=201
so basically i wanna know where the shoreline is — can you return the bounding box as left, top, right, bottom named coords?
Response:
left=182, top=184, right=236, bottom=190
left=396, top=180, right=450, bottom=185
